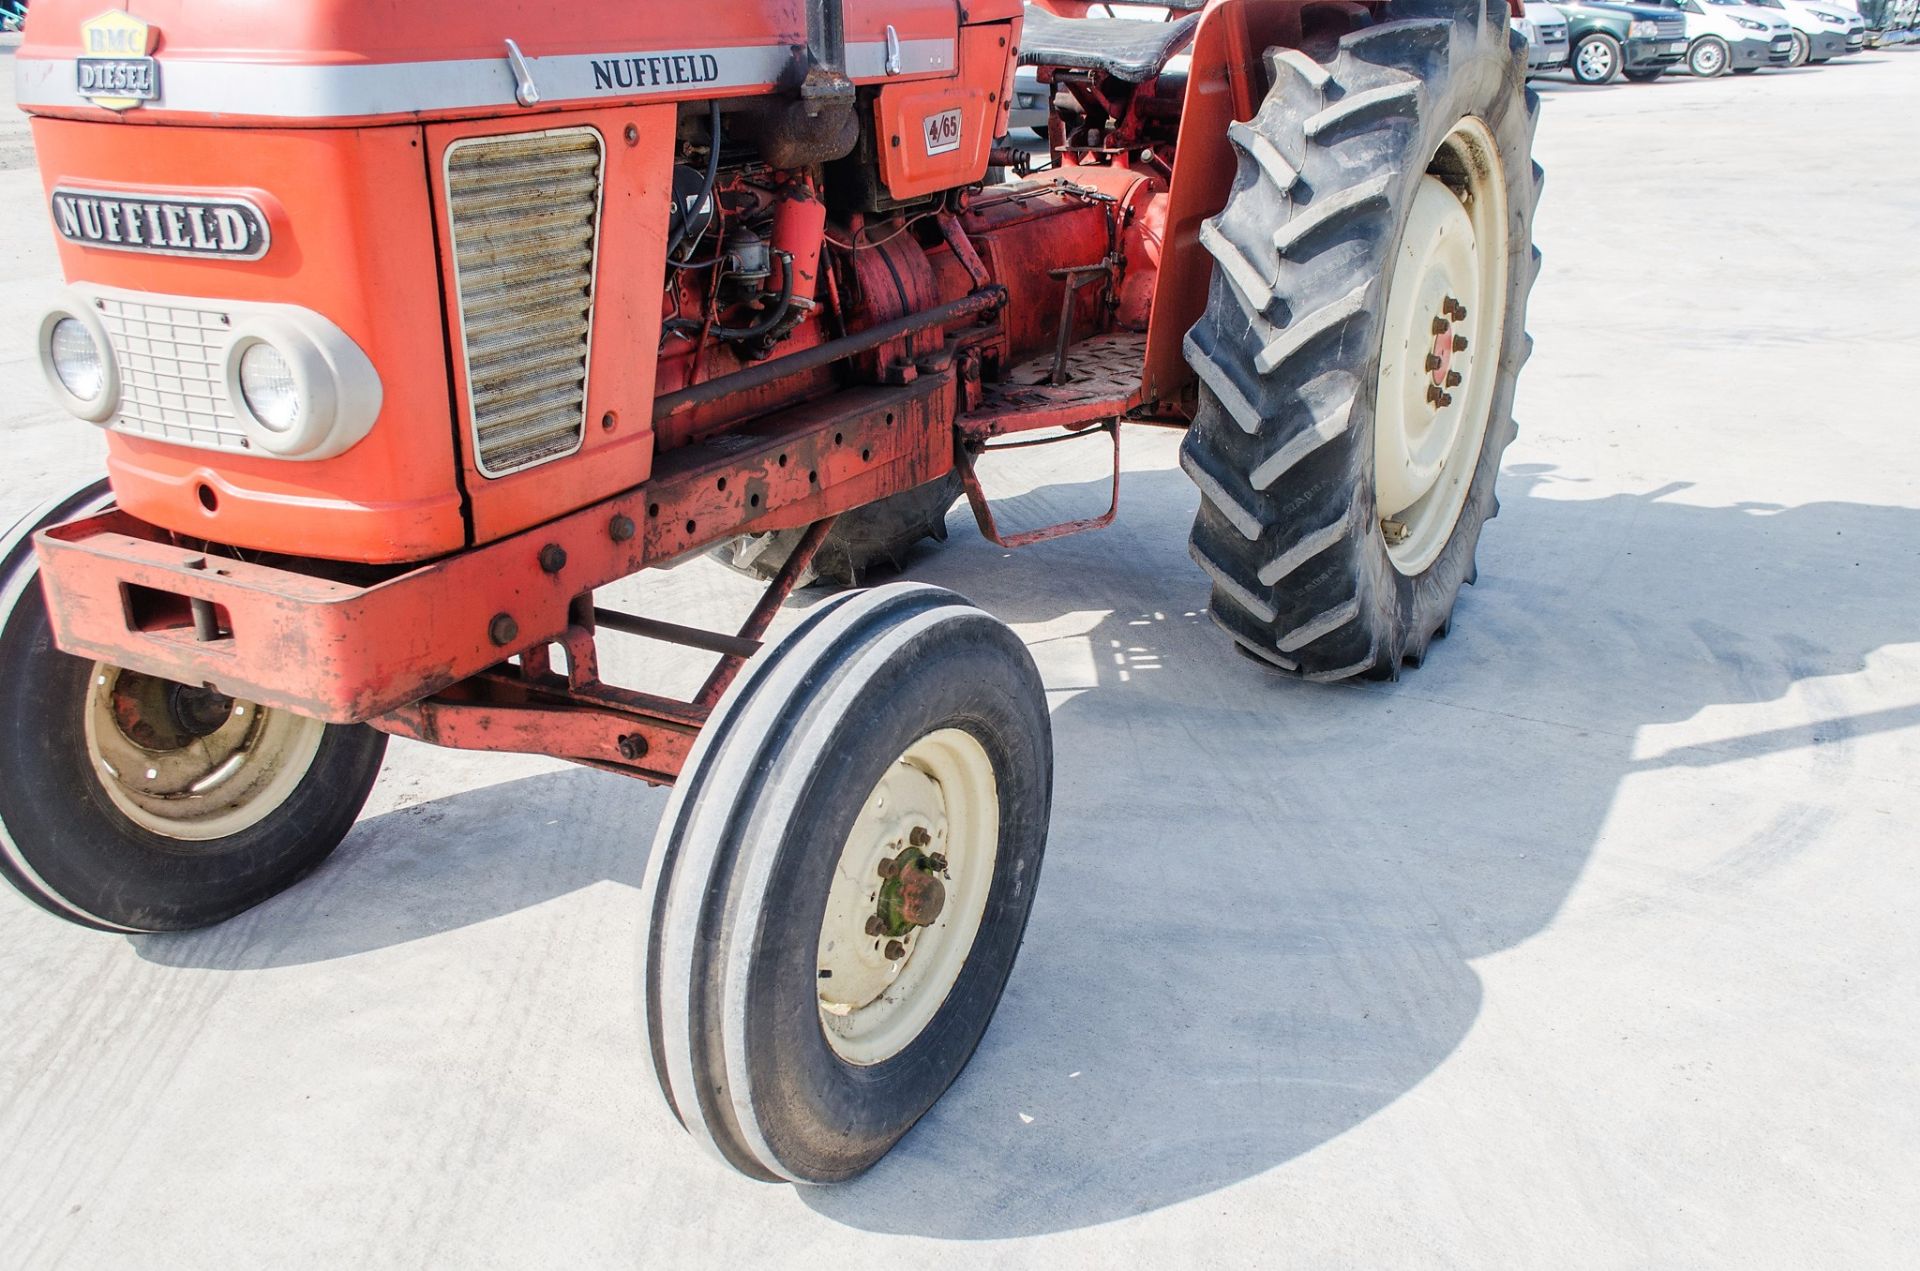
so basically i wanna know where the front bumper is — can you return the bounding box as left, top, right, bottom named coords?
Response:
left=1528, top=35, right=1571, bottom=70
left=1625, top=36, right=1689, bottom=69
left=1732, top=36, right=1775, bottom=68
left=1809, top=30, right=1849, bottom=58
left=1768, top=33, right=1796, bottom=64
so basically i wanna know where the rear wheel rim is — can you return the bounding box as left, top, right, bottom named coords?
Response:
left=1373, top=117, right=1510, bottom=576
left=82, top=665, right=326, bottom=842
left=815, top=727, right=999, bottom=1065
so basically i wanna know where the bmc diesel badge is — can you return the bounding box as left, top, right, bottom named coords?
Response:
left=76, top=11, right=160, bottom=111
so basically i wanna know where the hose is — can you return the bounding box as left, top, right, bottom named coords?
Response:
left=667, top=100, right=723, bottom=265
left=706, top=250, right=796, bottom=341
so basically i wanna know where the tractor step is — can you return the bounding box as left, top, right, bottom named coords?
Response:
left=962, top=332, right=1146, bottom=440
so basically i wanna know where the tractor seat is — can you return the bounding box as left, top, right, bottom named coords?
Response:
left=1018, top=9, right=1202, bottom=84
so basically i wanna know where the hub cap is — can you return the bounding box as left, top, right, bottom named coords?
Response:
left=1578, top=39, right=1616, bottom=81
left=816, top=728, right=998, bottom=1065
left=1694, top=41, right=1725, bottom=74
left=83, top=665, right=325, bottom=841
left=1373, top=118, right=1510, bottom=575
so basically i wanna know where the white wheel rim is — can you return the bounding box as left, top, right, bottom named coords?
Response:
left=1578, top=40, right=1614, bottom=79
left=1373, top=117, right=1510, bottom=575
left=816, top=727, right=998, bottom=1066
left=1696, top=42, right=1723, bottom=73
left=83, top=665, right=325, bottom=841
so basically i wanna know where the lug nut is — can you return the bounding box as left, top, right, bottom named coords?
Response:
left=1426, top=385, right=1445, bottom=405
left=1445, top=371, right=1462, bottom=388
left=1438, top=391, right=1453, bottom=407
left=1431, top=316, right=1449, bottom=335
left=909, top=826, right=931, bottom=847
left=927, top=853, right=948, bottom=873
left=884, top=940, right=906, bottom=961
left=1452, top=334, right=1469, bottom=352
left=877, top=858, right=899, bottom=879
left=1424, top=353, right=1442, bottom=372
left=866, top=915, right=886, bottom=937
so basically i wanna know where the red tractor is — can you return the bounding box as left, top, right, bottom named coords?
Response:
left=4, top=0, right=1538, bottom=1180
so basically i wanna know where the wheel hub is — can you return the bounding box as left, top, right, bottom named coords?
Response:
left=1371, top=118, right=1510, bottom=576
left=83, top=664, right=326, bottom=841
left=815, top=728, right=999, bottom=1065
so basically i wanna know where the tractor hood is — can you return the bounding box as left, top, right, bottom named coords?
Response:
left=15, top=0, right=1023, bottom=125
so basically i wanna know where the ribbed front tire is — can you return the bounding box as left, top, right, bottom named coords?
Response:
left=1180, top=1, right=1540, bottom=680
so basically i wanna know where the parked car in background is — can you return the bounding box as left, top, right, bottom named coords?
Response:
left=1559, top=0, right=1692, bottom=82
left=1518, top=2, right=1575, bottom=74
left=1748, top=0, right=1862, bottom=62
left=1636, top=0, right=1795, bottom=73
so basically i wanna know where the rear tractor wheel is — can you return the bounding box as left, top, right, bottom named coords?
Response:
left=640, top=583, right=1051, bottom=1182
left=0, top=481, right=388, bottom=932
left=1181, top=2, right=1540, bottom=680
left=710, top=471, right=963, bottom=588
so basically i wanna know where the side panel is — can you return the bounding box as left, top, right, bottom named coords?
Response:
left=873, top=21, right=1015, bottom=201
left=425, top=105, right=674, bottom=547
left=30, top=117, right=466, bottom=562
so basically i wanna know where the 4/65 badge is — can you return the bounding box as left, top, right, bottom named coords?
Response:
left=77, top=10, right=160, bottom=111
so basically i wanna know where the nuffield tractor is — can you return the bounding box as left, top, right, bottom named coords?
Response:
left=5, top=0, right=1539, bottom=1180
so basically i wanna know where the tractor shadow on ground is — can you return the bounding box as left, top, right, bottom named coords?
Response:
left=126, top=456, right=1920, bottom=1239
left=797, top=458, right=1920, bottom=1237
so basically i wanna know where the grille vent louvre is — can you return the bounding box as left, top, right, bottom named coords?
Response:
left=445, top=128, right=604, bottom=476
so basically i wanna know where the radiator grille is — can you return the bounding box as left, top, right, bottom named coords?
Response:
left=445, top=128, right=604, bottom=477
left=96, top=296, right=249, bottom=452
left=1657, top=15, right=1686, bottom=39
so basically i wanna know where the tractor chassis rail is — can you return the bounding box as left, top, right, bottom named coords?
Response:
left=32, top=373, right=951, bottom=750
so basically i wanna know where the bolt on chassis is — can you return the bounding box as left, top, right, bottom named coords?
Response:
left=5, top=0, right=1539, bottom=1180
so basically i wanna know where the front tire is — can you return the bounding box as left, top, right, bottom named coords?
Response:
left=0, top=481, right=388, bottom=932
left=1689, top=36, right=1730, bottom=77
left=640, top=582, right=1051, bottom=1182
left=1787, top=31, right=1811, bottom=65
left=1573, top=31, right=1624, bottom=83
left=1623, top=67, right=1666, bottom=82
left=1181, top=3, right=1540, bottom=679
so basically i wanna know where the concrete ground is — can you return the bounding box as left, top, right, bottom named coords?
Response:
left=3, top=34, right=1919, bottom=1269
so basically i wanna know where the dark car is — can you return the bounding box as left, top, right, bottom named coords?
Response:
left=1559, top=0, right=1692, bottom=82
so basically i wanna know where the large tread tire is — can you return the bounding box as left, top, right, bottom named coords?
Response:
left=640, top=582, right=1051, bottom=1182
left=0, top=481, right=388, bottom=932
left=1180, top=1, right=1540, bottom=680
left=710, top=471, right=963, bottom=588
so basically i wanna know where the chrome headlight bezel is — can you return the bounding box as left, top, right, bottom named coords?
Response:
left=1630, top=19, right=1661, bottom=37
left=37, top=301, right=120, bottom=424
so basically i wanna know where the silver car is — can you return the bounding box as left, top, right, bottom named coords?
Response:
left=1518, top=2, right=1576, bottom=71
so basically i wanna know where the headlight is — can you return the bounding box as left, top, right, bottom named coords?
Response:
left=36, top=303, right=119, bottom=423
left=1734, top=15, right=1768, bottom=28
left=237, top=341, right=301, bottom=433
left=1517, top=17, right=1536, bottom=39
left=221, top=314, right=381, bottom=459
left=49, top=318, right=105, bottom=400
left=1630, top=19, right=1660, bottom=36
left=1811, top=9, right=1845, bottom=21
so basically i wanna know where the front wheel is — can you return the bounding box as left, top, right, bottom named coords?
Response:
left=1689, top=37, right=1730, bottom=77
left=1573, top=32, right=1624, bottom=83
left=0, top=481, right=387, bottom=932
left=640, top=582, right=1052, bottom=1182
left=1787, top=31, right=1811, bottom=65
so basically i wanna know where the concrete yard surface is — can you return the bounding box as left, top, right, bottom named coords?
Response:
left=3, top=35, right=1919, bottom=1270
